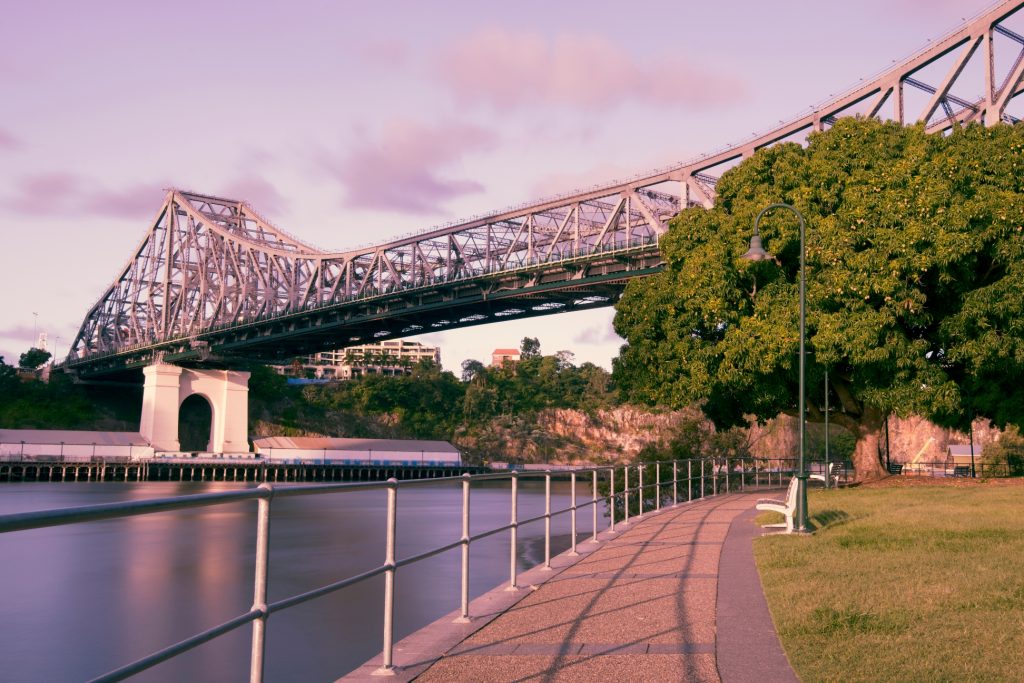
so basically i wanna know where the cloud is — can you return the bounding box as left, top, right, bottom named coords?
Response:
left=573, top=323, right=623, bottom=346
left=1, top=173, right=168, bottom=220
left=438, top=28, right=744, bottom=109
left=2, top=170, right=292, bottom=223
left=222, top=175, right=289, bottom=217
left=359, top=39, right=409, bottom=67
left=0, top=324, right=40, bottom=344
left=528, top=163, right=631, bottom=202
left=0, top=128, right=21, bottom=151
left=322, top=120, right=497, bottom=214
left=81, top=184, right=172, bottom=220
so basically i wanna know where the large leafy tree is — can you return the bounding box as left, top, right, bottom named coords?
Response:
left=19, top=347, right=51, bottom=370
left=614, top=118, right=1024, bottom=480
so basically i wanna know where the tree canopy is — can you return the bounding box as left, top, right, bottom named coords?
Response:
left=613, top=118, right=1024, bottom=479
left=19, top=347, right=51, bottom=370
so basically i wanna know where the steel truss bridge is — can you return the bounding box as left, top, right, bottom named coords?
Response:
left=68, top=0, right=1024, bottom=378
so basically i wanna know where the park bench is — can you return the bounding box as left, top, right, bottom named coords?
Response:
left=810, top=462, right=840, bottom=488
left=756, top=476, right=799, bottom=533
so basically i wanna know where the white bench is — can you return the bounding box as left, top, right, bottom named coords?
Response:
left=756, top=476, right=799, bottom=533
left=810, top=462, right=840, bottom=488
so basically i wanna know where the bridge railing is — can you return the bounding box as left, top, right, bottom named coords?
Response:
left=0, top=456, right=800, bottom=681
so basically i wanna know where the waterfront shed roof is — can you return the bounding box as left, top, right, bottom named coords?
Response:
left=0, top=429, right=149, bottom=446
left=252, top=436, right=459, bottom=453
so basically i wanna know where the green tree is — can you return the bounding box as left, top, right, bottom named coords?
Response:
left=555, top=350, right=575, bottom=370
left=19, top=347, right=51, bottom=370
left=0, top=356, right=17, bottom=393
left=461, top=358, right=485, bottom=382
left=983, top=426, right=1024, bottom=476
left=614, top=118, right=1024, bottom=480
left=520, top=336, right=541, bottom=359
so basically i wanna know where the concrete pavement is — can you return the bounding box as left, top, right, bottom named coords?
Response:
left=342, top=492, right=796, bottom=682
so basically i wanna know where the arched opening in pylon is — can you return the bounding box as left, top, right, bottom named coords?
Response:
left=179, top=394, right=213, bottom=453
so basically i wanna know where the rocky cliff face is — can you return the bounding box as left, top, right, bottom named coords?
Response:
left=885, top=416, right=999, bottom=463
left=456, top=406, right=701, bottom=464
left=734, top=413, right=999, bottom=463
left=461, top=407, right=1004, bottom=466
left=536, top=406, right=695, bottom=461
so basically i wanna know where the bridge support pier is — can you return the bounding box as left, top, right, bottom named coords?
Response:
left=140, top=363, right=251, bottom=453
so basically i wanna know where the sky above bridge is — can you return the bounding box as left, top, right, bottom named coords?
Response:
left=0, top=0, right=1005, bottom=372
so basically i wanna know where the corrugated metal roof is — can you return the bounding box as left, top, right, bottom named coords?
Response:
left=0, top=430, right=149, bottom=446
left=252, top=436, right=460, bottom=453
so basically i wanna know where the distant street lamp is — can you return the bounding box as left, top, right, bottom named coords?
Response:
left=742, top=202, right=811, bottom=533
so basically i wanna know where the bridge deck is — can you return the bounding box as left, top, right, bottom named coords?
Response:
left=342, top=492, right=795, bottom=682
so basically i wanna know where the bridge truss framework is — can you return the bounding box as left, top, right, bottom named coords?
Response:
left=68, top=0, right=1024, bottom=377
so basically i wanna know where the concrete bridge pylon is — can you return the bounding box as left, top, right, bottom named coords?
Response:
left=140, top=364, right=251, bottom=453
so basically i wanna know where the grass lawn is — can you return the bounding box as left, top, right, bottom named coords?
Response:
left=754, top=478, right=1024, bottom=683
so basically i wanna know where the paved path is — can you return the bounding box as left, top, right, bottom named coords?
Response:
left=343, top=492, right=796, bottom=683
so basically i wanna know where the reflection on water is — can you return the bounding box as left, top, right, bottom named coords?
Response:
left=0, top=479, right=599, bottom=682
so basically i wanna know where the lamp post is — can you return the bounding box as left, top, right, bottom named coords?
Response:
left=824, top=370, right=830, bottom=489
left=742, top=202, right=810, bottom=533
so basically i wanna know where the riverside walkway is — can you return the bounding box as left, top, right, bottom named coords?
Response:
left=343, top=492, right=797, bottom=682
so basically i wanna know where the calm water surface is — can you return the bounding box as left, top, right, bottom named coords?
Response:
left=0, top=479, right=600, bottom=682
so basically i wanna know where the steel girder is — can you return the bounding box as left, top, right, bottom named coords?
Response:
left=68, top=188, right=667, bottom=374
left=67, top=1, right=1024, bottom=376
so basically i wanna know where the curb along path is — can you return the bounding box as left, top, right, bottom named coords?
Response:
left=342, top=492, right=796, bottom=682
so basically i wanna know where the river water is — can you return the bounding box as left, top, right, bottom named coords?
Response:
left=0, top=479, right=599, bottom=682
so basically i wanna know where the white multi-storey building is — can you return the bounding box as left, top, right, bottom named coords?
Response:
left=275, top=340, right=441, bottom=380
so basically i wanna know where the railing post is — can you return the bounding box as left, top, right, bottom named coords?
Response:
left=609, top=467, right=617, bottom=534
left=673, top=461, right=678, bottom=507
left=688, top=460, right=692, bottom=502
left=568, top=471, right=578, bottom=556
left=700, top=459, right=705, bottom=498
left=655, top=463, right=661, bottom=511
left=713, top=459, right=718, bottom=496
left=507, top=471, right=519, bottom=591
left=725, top=458, right=730, bottom=494
left=455, top=474, right=471, bottom=622
left=638, top=464, right=644, bottom=519
left=740, top=458, right=745, bottom=491
left=543, top=470, right=552, bottom=570
left=623, top=466, right=630, bottom=526
left=249, top=484, right=273, bottom=683
left=591, top=469, right=598, bottom=542
left=373, top=479, right=398, bottom=676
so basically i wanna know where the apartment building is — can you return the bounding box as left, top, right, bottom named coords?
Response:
left=275, top=340, right=441, bottom=380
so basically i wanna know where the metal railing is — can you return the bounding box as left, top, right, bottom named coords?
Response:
left=890, top=460, right=1013, bottom=478
left=0, top=456, right=801, bottom=681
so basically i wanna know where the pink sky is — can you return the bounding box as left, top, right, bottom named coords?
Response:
left=0, top=0, right=1013, bottom=371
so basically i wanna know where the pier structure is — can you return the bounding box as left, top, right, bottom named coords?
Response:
left=0, top=458, right=480, bottom=484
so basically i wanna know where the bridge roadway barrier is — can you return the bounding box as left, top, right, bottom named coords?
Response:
left=342, top=491, right=797, bottom=683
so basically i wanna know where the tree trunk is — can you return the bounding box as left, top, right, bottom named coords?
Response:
left=850, top=424, right=888, bottom=481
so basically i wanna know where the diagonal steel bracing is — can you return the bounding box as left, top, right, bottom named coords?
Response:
left=67, top=0, right=1024, bottom=377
